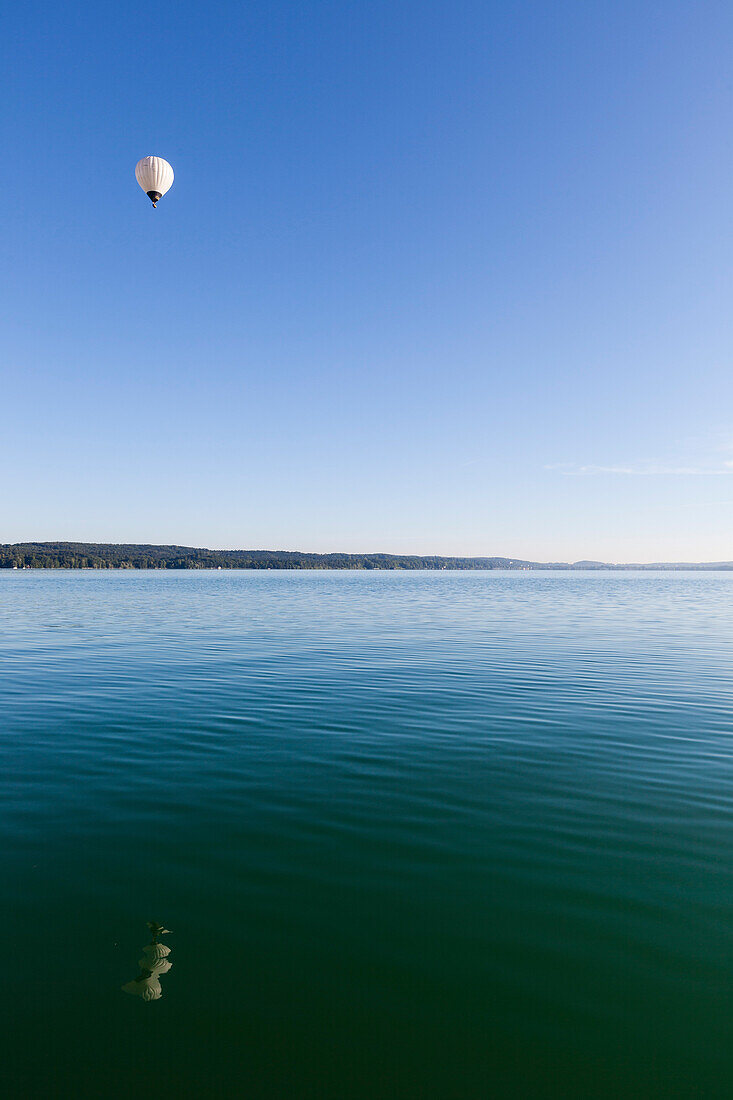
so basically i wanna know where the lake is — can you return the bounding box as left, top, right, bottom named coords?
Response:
left=1, top=570, right=731, bottom=1098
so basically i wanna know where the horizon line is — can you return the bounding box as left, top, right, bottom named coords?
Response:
left=2, top=542, right=733, bottom=570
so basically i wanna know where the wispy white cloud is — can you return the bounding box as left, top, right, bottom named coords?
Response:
left=546, top=461, right=733, bottom=477
left=546, top=432, right=733, bottom=477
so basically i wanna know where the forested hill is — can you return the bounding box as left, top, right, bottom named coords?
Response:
left=1, top=543, right=733, bottom=570
left=0, top=543, right=537, bottom=570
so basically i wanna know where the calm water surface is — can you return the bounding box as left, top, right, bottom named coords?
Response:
left=1, top=570, right=731, bottom=1098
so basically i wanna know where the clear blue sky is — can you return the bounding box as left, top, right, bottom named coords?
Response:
left=3, top=1, right=733, bottom=561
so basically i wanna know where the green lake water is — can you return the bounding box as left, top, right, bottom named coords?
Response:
left=1, top=570, right=731, bottom=1097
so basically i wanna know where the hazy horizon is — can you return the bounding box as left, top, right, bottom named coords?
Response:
left=4, top=538, right=733, bottom=568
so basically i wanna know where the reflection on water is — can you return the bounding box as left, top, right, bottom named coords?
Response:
left=121, top=922, right=173, bottom=1002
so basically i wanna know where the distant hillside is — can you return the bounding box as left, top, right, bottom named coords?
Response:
left=1, top=543, right=732, bottom=570
left=0, top=543, right=538, bottom=570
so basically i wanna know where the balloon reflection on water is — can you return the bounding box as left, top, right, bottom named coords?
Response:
left=121, top=922, right=173, bottom=1002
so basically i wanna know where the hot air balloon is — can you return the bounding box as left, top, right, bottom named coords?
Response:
left=135, top=156, right=174, bottom=207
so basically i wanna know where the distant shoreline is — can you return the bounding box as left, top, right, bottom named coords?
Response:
left=2, top=543, right=732, bottom=571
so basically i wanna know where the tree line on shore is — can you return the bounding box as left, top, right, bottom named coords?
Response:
left=1, top=543, right=732, bottom=570
left=0, top=543, right=533, bottom=570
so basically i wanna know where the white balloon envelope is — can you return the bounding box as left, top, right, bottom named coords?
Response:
left=135, top=156, right=174, bottom=207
